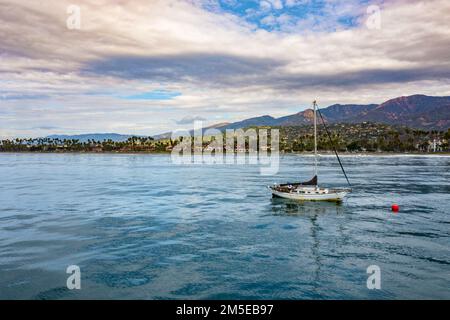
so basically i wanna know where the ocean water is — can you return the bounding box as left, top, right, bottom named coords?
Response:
left=0, top=153, right=449, bottom=300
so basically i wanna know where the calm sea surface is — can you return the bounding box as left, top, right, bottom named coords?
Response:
left=0, top=153, right=449, bottom=299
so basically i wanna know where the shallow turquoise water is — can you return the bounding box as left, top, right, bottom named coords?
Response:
left=0, top=153, right=449, bottom=299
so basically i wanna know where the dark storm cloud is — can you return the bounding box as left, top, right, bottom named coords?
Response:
left=83, top=53, right=450, bottom=90
left=269, top=66, right=450, bottom=90
left=82, top=53, right=284, bottom=84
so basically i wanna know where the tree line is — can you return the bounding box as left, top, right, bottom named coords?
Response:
left=1, top=123, right=449, bottom=153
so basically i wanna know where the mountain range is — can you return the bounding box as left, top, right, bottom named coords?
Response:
left=153, top=95, right=449, bottom=139
left=46, top=95, right=449, bottom=141
left=214, top=94, right=450, bottom=131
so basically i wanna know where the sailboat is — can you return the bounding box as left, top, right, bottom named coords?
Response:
left=269, top=101, right=352, bottom=202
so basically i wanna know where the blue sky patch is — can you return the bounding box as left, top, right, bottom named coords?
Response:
left=122, top=90, right=181, bottom=100
left=203, top=0, right=376, bottom=32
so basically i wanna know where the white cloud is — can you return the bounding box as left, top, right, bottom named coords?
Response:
left=260, top=14, right=277, bottom=26
left=269, top=0, right=284, bottom=10
left=285, top=0, right=305, bottom=7
left=260, top=1, right=272, bottom=11
left=260, top=0, right=284, bottom=11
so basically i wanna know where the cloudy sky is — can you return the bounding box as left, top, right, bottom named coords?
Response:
left=1, top=0, right=449, bottom=138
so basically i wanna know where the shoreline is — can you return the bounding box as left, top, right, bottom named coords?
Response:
left=1, top=151, right=449, bottom=156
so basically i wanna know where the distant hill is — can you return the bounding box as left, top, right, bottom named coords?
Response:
left=221, top=115, right=278, bottom=129
left=46, top=133, right=140, bottom=142
left=320, top=104, right=378, bottom=121
left=344, top=95, right=450, bottom=129
left=152, top=122, right=231, bottom=140
left=214, top=94, right=450, bottom=132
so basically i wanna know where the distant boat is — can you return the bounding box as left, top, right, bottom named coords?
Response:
left=269, top=101, right=352, bottom=202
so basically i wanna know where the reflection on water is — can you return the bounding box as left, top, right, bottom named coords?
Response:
left=270, top=198, right=348, bottom=292
left=0, top=153, right=449, bottom=299
left=270, top=197, right=344, bottom=216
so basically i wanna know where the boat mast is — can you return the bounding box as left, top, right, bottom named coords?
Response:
left=316, top=105, right=352, bottom=187
left=313, top=100, right=318, bottom=177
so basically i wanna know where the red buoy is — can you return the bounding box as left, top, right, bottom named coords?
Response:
left=392, top=204, right=399, bottom=212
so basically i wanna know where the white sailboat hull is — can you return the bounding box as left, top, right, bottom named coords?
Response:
left=269, top=187, right=349, bottom=202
